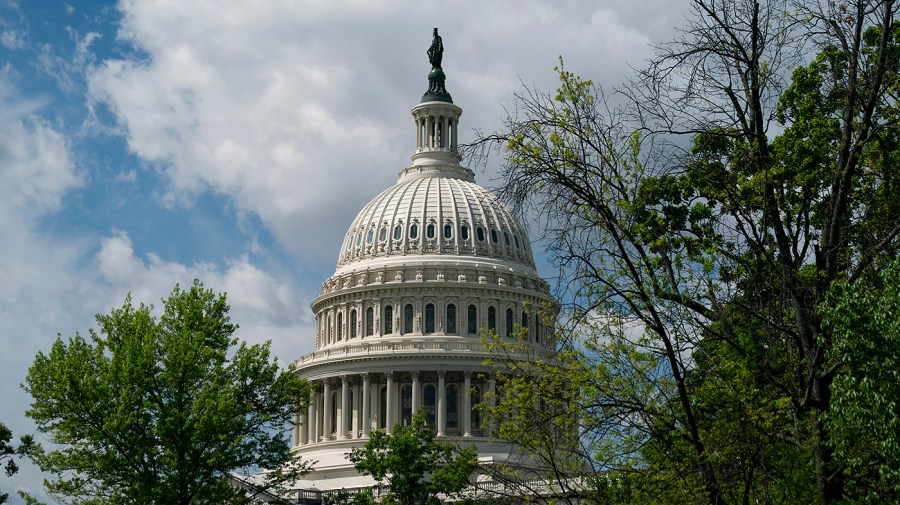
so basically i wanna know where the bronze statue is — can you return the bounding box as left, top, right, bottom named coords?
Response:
left=427, top=28, right=443, bottom=70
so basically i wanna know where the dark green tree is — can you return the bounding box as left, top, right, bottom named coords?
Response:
left=473, top=1, right=900, bottom=503
left=1, top=422, right=35, bottom=504
left=347, top=411, right=479, bottom=505
left=22, top=280, right=310, bottom=505
left=821, top=259, right=900, bottom=503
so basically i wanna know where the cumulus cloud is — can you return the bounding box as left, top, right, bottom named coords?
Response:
left=85, top=0, right=675, bottom=266
left=95, top=230, right=315, bottom=359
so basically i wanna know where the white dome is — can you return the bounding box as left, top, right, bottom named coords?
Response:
left=337, top=164, right=536, bottom=272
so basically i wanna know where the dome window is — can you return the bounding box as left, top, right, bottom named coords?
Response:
left=504, top=231, right=510, bottom=246
left=426, top=223, right=435, bottom=239
left=490, top=229, right=499, bottom=243
left=356, top=232, right=363, bottom=248
left=379, top=226, right=387, bottom=241
left=350, top=309, right=358, bottom=339
left=514, top=235, right=520, bottom=248
left=366, top=229, right=374, bottom=244
left=467, top=304, right=478, bottom=334
left=476, top=227, right=485, bottom=242
left=425, top=303, right=435, bottom=334
left=506, top=308, right=514, bottom=337
left=446, top=303, right=457, bottom=334
left=403, top=303, right=414, bottom=334
left=488, top=306, right=497, bottom=332
left=393, top=225, right=402, bottom=240
left=443, top=224, right=453, bottom=239
left=384, top=305, right=393, bottom=334
left=461, top=225, right=470, bottom=241
left=366, top=307, right=374, bottom=336
left=410, top=224, right=419, bottom=239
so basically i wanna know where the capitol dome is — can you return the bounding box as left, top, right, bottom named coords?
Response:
left=337, top=163, right=537, bottom=273
left=287, top=33, right=557, bottom=494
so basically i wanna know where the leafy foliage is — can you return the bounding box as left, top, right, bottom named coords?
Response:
left=0, top=422, right=36, bottom=504
left=348, top=411, right=479, bottom=505
left=821, top=259, right=900, bottom=503
left=22, top=280, right=310, bottom=505
left=472, top=1, right=900, bottom=503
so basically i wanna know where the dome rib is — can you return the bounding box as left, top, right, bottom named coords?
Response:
left=336, top=171, right=536, bottom=271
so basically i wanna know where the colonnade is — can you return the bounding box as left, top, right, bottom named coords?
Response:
left=416, top=113, right=458, bottom=151
left=292, top=370, right=495, bottom=447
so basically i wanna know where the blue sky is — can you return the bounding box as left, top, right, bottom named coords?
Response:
left=0, top=0, right=686, bottom=499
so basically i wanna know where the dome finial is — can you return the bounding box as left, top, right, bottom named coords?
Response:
left=422, top=28, right=452, bottom=103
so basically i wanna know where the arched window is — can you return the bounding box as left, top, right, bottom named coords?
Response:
left=490, top=229, right=498, bottom=243
left=366, top=307, right=374, bottom=336
left=379, top=226, right=387, bottom=241
left=350, top=309, right=357, bottom=339
left=447, top=384, right=459, bottom=429
left=424, top=384, right=436, bottom=424
left=426, top=223, right=435, bottom=239
left=504, top=231, right=510, bottom=246
left=401, top=385, right=413, bottom=425
left=446, top=303, right=457, bottom=334
left=506, top=308, right=513, bottom=337
left=444, top=223, right=453, bottom=239
left=384, top=305, right=393, bottom=334
left=410, top=224, right=419, bottom=239
left=461, top=225, right=469, bottom=241
left=366, top=229, right=374, bottom=244
left=488, top=306, right=496, bottom=333
left=522, top=310, right=529, bottom=338
left=467, top=304, right=478, bottom=334
left=476, top=227, right=485, bottom=241
left=425, top=303, right=435, bottom=334
left=404, top=304, right=414, bottom=334
left=393, top=224, right=402, bottom=240
left=327, top=314, right=333, bottom=344
left=337, top=312, right=343, bottom=341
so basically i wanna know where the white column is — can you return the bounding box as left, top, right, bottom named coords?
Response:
left=437, top=370, right=446, bottom=436
left=323, top=381, right=332, bottom=441
left=386, top=372, right=395, bottom=434
left=306, top=396, right=315, bottom=445
left=425, top=116, right=432, bottom=148
left=411, top=370, right=421, bottom=415
left=292, top=414, right=299, bottom=447
left=451, top=118, right=458, bottom=149
left=362, top=373, right=371, bottom=437
left=340, top=375, right=350, bottom=440
left=463, top=371, right=472, bottom=437
left=351, top=380, right=359, bottom=438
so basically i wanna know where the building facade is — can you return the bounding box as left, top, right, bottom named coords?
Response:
left=288, top=46, right=557, bottom=493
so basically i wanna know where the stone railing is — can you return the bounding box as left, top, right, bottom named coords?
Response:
left=294, top=338, right=550, bottom=367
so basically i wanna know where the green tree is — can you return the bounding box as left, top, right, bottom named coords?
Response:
left=821, top=259, right=900, bottom=503
left=347, top=411, right=479, bottom=505
left=473, top=1, right=900, bottom=503
left=22, top=280, right=310, bottom=505
left=1, top=422, right=35, bottom=504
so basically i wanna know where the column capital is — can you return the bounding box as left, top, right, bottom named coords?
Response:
left=437, top=370, right=447, bottom=379
left=411, top=370, right=420, bottom=379
left=361, top=372, right=370, bottom=382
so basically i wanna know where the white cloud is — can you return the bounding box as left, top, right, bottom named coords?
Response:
left=95, top=230, right=315, bottom=359
left=85, top=0, right=678, bottom=266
